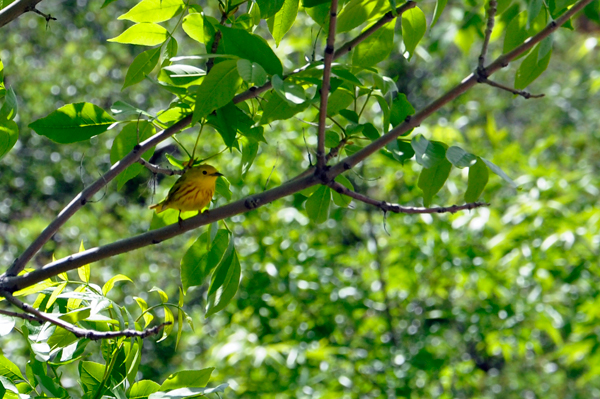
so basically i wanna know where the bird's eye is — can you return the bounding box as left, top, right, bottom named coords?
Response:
left=202, top=170, right=207, bottom=175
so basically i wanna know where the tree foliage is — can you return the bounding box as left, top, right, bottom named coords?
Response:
left=0, top=0, right=599, bottom=397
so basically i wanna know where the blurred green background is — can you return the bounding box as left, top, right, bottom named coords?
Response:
left=1, top=0, right=600, bottom=397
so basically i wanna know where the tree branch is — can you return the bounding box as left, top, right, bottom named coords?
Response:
left=4, top=0, right=592, bottom=290
left=316, top=0, right=339, bottom=171
left=139, top=159, right=183, bottom=176
left=232, top=1, right=417, bottom=105
left=0, top=307, right=40, bottom=322
left=329, top=181, right=489, bottom=214
left=479, top=77, right=545, bottom=99
left=478, top=0, right=497, bottom=71
left=2, top=291, right=169, bottom=340
left=324, top=0, right=592, bottom=180
left=0, top=0, right=44, bottom=28
left=2, top=174, right=319, bottom=292
left=5, top=115, right=193, bottom=277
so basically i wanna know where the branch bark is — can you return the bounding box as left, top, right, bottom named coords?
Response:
left=316, top=0, right=339, bottom=171
left=2, top=291, right=169, bottom=340
left=3, top=0, right=592, bottom=290
left=0, top=0, right=43, bottom=28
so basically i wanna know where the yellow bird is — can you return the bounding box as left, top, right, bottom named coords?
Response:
left=149, top=164, right=223, bottom=218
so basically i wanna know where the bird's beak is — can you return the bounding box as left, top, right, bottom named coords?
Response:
left=213, top=172, right=224, bottom=177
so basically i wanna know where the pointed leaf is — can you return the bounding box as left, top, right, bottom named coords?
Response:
left=353, top=21, right=394, bottom=67
left=402, top=6, right=427, bottom=59
left=182, top=13, right=204, bottom=43
left=0, top=120, right=18, bottom=159
left=465, top=157, right=489, bottom=202
left=123, top=47, right=161, bottom=89
left=418, top=158, right=452, bottom=207
left=108, top=23, right=168, bottom=46
left=305, top=185, right=331, bottom=223
left=205, top=249, right=241, bottom=317
left=118, top=0, right=185, bottom=23
left=217, top=26, right=283, bottom=76
left=268, top=0, right=299, bottom=46
left=446, top=146, right=476, bottom=168
left=411, top=135, right=446, bottom=168
left=481, top=157, right=518, bottom=188
left=160, top=368, right=214, bottom=391
left=30, top=102, right=115, bottom=144
left=193, top=60, right=242, bottom=124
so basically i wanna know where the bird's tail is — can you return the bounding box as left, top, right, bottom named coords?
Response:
left=149, top=202, right=166, bottom=214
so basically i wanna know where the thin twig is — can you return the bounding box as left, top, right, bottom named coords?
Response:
left=329, top=181, right=489, bottom=214
left=2, top=0, right=591, bottom=291
left=316, top=0, right=339, bottom=171
left=479, top=77, right=545, bottom=99
left=206, top=11, right=228, bottom=73
left=138, top=159, right=183, bottom=176
left=232, top=1, right=417, bottom=105
left=478, top=0, right=497, bottom=71
left=0, top=0, right=44, bottom=28
left=0, top=307, right=40, bottom=322
left=2, top=291, right=169, bottom=340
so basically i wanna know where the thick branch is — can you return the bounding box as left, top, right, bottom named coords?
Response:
left=3, top=174, right=319, bottom=292
left=329, top=181, right=489, bottom=214
left=316, top=0, right=339, bottom=171
left=4, top=0, right=591, bottom=290
left=324, top=0, right=591, bottom=180
left=2, top=291, right=169, bottom=340
left=478, top=0, right=497, bottom=70
left=6, top=115, right=193, bottom=277
left=0, top=0, right=43, bottom=28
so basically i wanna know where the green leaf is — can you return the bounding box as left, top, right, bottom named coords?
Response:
left=260, top=91, right=310, bottom=124
left=272, top=75, right=306, bottom=105
left=110, top=101, right=153, bottom=118
left=79, top=361, right=106, bottom=394
left=182, top=13, right=204, bottom=43
left=386, top=139, right=414, bottom=164
left=256, top=0, right=285, bottom=18
left=77, top=241, right=91, bottom=283
left=110, top=121, right=156, bottom=189
left=327, top=88, right=354, bottom=116
left=45, top=281, right=67, bottom=311
left=325, top=131, right=340, bottom=148
left=268, top=0, right=299, bottom=46
left=160, top=368, right=214, bottom=391
left=206, top=249, right=241, bottom=317
left=362, top=122, right=380, bottom=140
left=305, top=2, right=331, bottom=29
left=0, top=87, right=17, bottom=121
left=446, top=146, right=477, bottom=168
left=215, top=177, right=232, bottom=201
left=305, top=185, right=331, bottom=223
left=418, top=158, right=452, bottom=207
left=332, top=175, right=354, bottom=207
left=303, top=0, right=330, bottom=6
left=352, top=20, right=394, bottom=67
left=59, top=308, right=91, bottom=324
left=481, top=157, right=518, bottom=188
left=339, top=109, right=359, bottom=124
left=118, top=0, right=184, bottom=23
left=337, top=0, right=387, bottom=33
left=218, top=26, right=283, bottom=76
left=122, top=47, right=161, bottom=90
left=167, top=38, right=178, bottom=58
left=29, top=102, right=116, bottom=144
left=465, top=158, right=489, bottom=202
left=390, top=93, right=415, bottom=128
left=527, top=0, right=543, bottom=29
left=159, top=64, right=204, bottom=88
left=515, top=42, right=552, bottom=90
left=0, top=120, right=18, bottom=159
left=0, top=355, right=24, bottom=380
left=47, top=327, right=78, bottom=350
left=193, top=60, right=242, bottom=124
left=102, top=274, right=133, bottom=296
left=129, top=380, right=161, bottom=399
left=537, top=35, right=553, bottom=62
left=181, top=230, right=230, bottom=293
left=402, top=6, right=427, bottom=59
left=503, top=11, right=528, bottom=54
left=158, top=306, right=174, bottom=342
left=431, top=0, right=448, bottom=27
left=332, top=67, right=363, bottom=87
left=241, top=139, right=259, bottom=175
left=108, top=23, right=168, bottom=46
left=237, top=59, right=268, bottom=86
left=412, top=135, right=446, bottom=168
left=150, top=286, right=169, bottom=302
